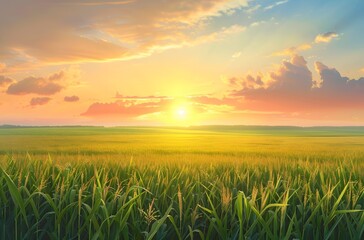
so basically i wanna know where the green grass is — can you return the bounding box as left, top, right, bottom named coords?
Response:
left=0, top=126, right=363, bottom=239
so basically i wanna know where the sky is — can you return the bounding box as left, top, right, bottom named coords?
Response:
left=1, top=0, right=364, bottom=126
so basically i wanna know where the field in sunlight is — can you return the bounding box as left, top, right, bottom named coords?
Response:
left=0, top=126, right=364, bottom=239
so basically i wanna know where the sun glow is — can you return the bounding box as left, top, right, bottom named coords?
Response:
left=176, top=108, right=187, bottom=118
left=172, top=104, right=191, bottom=125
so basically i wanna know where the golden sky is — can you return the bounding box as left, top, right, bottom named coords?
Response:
left=1, top=0, right=364, bottom=126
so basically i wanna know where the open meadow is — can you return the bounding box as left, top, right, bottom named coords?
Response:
left=0, top=126, right=364, bottom=239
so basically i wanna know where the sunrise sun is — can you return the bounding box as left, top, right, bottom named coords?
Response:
left=176, top=108, right=187, bottom=118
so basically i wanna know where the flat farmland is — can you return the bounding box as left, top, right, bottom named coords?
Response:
left=0, top=126, right=363, bottom=239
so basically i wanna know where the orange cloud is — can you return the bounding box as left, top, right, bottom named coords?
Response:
left=82, top=95, right=222, bottom=118
left=30, top=97, right=52, bottom=106
left=64, top=95, right=80, bottom=102
left=82, top=99, right=173, bottom=117
left=272, top=44, right=312, bottom=56
left=6, top=69, right=78, bottom=95
left=0, top=76, right=14, bottom=88
left=115, top=93, right=171, bottom=100
left=7, top=73, right=65, bottom=96
left=0, top=0, right=249, bottom=68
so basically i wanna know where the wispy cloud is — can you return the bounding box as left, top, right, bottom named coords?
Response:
left=245, top=4, right=261, bottom=13
left=272, top=44, right=312, bottom=56
left=0, top=0, right=250, bottom=69
left=81, top=99, right=172, bottom=117
left=264, top=0, right=289, bottom=10
left=250, top=20, right=266, bottom=27
left=273, top=31, right=340, bottom=56
left=115, top=94, right=171, bottom=100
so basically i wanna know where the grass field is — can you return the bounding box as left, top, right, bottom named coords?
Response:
left=0, top=126, right=364, bottom=239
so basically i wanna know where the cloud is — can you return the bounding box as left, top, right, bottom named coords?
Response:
left=6, top=69, right=78, bottom=95
left=82, top=94, right=227, bottom=118
left=7, top=72, right=65, bottom=95
left=82, top=99, right=172, bottom=117
left=250, top=20, right=266, bottom=27
left=82, top=53, right=364, bottom=120
left=230, top=55, right=364, bottom=111
left=264, top=0, right=289, bottom=10
left=315, top=32, right=339, bottom=43
left=0, top=76, right=15, bottom=88
left=30, top=97, right=52, bottom=106
left=272, top=31, right=339, bottom=57
left=115, top=93, right=171, bottom=100
left=0, top=0, right=249, bottom=67
left=272, top=44, right=312, bottom=56
left=64, top=95, right=80, bottom=102
left=229, top=74, right=265, bottom=89
left=188, top=95, right=240, bottom=108
left=245, top=4, right=261, bottom=13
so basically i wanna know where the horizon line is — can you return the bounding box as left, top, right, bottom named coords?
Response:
left=1, top=124, right=364, bottom=128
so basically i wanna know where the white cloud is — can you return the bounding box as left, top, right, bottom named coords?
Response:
left=264, top=0, right=289, bottom=10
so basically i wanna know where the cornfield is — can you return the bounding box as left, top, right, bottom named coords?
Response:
left=0, top=126, right=363, bottom=239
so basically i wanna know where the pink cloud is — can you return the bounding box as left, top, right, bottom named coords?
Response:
left=231, top=55, right=364, bottom=111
